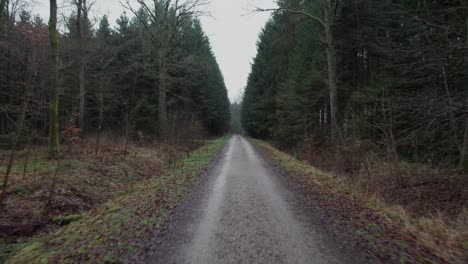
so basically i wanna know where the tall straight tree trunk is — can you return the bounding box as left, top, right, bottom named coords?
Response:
left=441, top=62, right=457, bottom=147
left=77, top=0, right=86, bottom=133
left=95, top=89, right=103, bottom=158
left=324, top=23, right=338, bottom=143
left=322, top=0, right=338, bottom=143
left=460, top=107, right=468, bottom=172
left=459, top=11, right=468, bottom=172
left=158, top=55, right=167, bottom=140
left=48, top=0, right=59, bottom=159
left=79, top=55, right=85, bottom=132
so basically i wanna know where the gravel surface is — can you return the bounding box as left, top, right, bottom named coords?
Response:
left=131, top=135, right=357, bottom=264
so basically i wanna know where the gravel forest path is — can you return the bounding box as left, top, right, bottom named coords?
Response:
left=132, top=135, right=355, bottom=264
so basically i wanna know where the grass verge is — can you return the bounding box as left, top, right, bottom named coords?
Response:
left=6, top=136, right=228, bottom=264
left=251, top=139, right=467, bottom=264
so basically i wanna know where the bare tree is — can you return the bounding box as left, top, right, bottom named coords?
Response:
left=0, top=0, right=28, bottom=27
left=124, top=0, right=208, bottom=140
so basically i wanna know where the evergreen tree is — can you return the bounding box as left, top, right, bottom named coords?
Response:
left=242, top=0, right=467, bottom=167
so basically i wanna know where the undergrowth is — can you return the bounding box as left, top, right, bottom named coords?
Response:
left=6, top=136, right=228, bottom=263
left=251, top=139, right=467, bottom=264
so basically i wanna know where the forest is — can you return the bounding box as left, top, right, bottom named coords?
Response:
left=0, top=0, right=230, bottom=192
left=0, top=0, right=467, bottom=263
left=0, top=0, right=229, bottom=260
left=242, top=1, right=467, bottom=260
left=243, top=0, right=467, bottom=171
left=0, top=0, right=231, bottom=147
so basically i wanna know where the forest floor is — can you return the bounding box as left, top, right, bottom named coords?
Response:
left=0, top=136, right=226, bottom=263
left=252, top=139, right=467, bottom=263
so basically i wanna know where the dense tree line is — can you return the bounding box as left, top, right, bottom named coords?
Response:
left=0, top=0, right=230, bottom=154
left=242, top=0, right=468, bottom=171
left=229, top=102, right=242, bottom=134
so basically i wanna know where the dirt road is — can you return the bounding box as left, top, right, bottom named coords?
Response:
left=132, top=135, right=353, bottom=263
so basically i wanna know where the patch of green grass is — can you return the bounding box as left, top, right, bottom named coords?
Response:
left=103, top=254, right=117, bottom=263
left=0, top=240, right=25, bottom=263
left=367, top=222, right=383, bottom=232
left=52, top=215, right=82, bottom=225
left=141, top=218, right=153, bottom=226
left=108, top=206, right=121, bottom=213
left=121, top=188, right=135, bottom=195
left=7, top=136, right=229, bottom=264
left=355, top=228, right=366, bottom=236
left=127, top=246, right=138, bottom=254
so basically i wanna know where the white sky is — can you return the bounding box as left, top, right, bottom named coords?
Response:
left=32, top=0, right=277, bottom=102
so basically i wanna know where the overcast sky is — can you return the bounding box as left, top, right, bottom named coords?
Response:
left=33, top=0, right=276, bottom=102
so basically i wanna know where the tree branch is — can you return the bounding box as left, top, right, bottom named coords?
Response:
left=255, top=7, right=325, bottom=28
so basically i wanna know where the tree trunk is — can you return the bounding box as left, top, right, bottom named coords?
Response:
left=33, top=150, right=38, bottom=183
left=22, top=144, right=30, bottom=181
left=124, top=111, right=129, bottom=158
left=441, top=62, right=457, bottom=147
left=48, top=0, right=59, bottom=159
left=123, top=75, right=136, bottom=158
left=460, top=108, right=468, bottom=172
left=459, top=11, right=468, bottom=172
left=322, top=0, right=339, bottom=144
left=79, top=57, right=85, bottom=132
left=78, top=0, right=86, bottom=134
left=325, top=25, right=338, bottom=143
left=95, top=90, right=103, bottom=158
left=158, top=55, right=167, bottom=140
